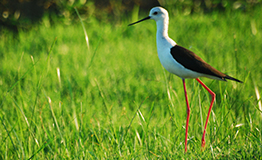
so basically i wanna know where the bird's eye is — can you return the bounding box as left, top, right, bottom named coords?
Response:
left=153, top=12, right=158, bottom=15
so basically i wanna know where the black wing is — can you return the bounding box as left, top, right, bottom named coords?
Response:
left=170, top=45, right=242, bottom=83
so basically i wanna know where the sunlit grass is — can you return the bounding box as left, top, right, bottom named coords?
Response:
left=0, top=8, right=261, bottom=159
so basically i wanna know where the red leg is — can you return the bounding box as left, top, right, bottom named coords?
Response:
left=182, top=79, right=190, bottom=153
left=196, top=78, right=216, bottom=149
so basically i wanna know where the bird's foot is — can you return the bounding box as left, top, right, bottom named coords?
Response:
left=201, top=139, right=206, bottom=151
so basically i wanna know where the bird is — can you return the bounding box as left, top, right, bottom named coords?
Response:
left=128, top=6, right=242, bottom=152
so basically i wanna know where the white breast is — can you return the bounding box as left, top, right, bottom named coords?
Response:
left=157, top=37, right=206, bottom=79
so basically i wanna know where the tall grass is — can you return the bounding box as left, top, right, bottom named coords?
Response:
left=0, top=7, right=261, bottom=159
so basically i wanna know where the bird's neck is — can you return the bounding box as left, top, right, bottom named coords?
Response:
left=156, top=18, right=169, bottom=40
left=156, top=18, right=176, bottom=48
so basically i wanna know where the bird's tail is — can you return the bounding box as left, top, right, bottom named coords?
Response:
left=225, top=75, right=243, bottom=83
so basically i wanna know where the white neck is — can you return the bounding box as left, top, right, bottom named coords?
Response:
left=156, top=18, right=169, bottom=39
left=156, top=18, right=176, bottom=49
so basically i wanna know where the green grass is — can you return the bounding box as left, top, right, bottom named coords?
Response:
left=0, top=8, right=262, bottom=159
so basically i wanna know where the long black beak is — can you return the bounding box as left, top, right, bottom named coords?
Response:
left=128, top=16, right=151, bottom=26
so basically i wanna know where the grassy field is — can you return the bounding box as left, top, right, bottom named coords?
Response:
left=0, top=7, right=262, bottom=159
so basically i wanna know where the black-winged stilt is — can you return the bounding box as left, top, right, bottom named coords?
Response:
left=129, top=6, right=242, bottom=152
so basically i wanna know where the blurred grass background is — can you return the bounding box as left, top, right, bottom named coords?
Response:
left=0, top=0, right=262, bottom=159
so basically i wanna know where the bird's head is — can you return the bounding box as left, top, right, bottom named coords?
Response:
left=128, top=7, right=169, bottom=26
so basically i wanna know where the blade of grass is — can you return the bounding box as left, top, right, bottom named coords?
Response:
left=44, top=93, right=70, bottom=157
left=12, top=97, right=39, bottom=147
left=120, top=97, right=148, bottom=151
left=46, top=37, right=57, bottom=73
left=28, top=114, right=55, bottom=159
left=28, top=139, right=53, bottom=160
left=86, top=36, right=101, bottom=69
left=74, top=7, right=89, bottom=49
left=0, top=116, right=20, bottom=159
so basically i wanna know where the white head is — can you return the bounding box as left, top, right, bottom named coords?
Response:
left=128, top=7, right=169, bottom=26
left=129, top=6, right=172, bottom=42
left=148, top=7, right=169, bottom=22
